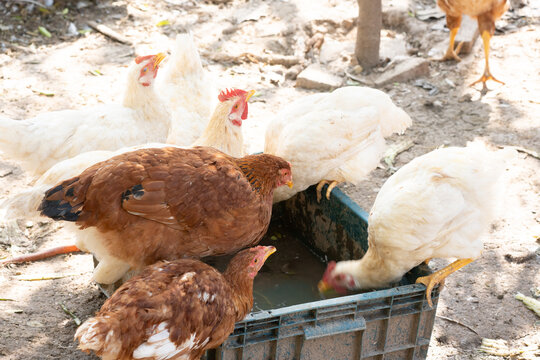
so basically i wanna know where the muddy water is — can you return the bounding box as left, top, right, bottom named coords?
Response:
left=204, top=222, right=328, bottom=311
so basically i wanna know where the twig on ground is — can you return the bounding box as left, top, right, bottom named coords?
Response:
left=344, top=70, right=375, bottom=86
left=201, top=51, right=301, bottom=67
left=383, top=139, right=415, bottom=171
left=515, top=292, right=540, bottom=317
left=59, top=302, right=82, bottom=326
left=87, top=21, right=132, bottom=45
left=498, top=145, right=540, bottom=160
left=436, top=314, right=479, bottom=335
left=0, top=298, right=16, bottom=301
left=14, top=272, right=88, bottom=281
left=9, top=0, right=49, bottom=8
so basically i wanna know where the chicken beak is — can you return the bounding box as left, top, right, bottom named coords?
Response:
left=245, top=90, right=256, bottom=102
left=263, top=246, right=277, bottom=262
left=317, top=280, right=332, bottom=293
left=153, top=53, right=166, bottom=69
left=286, top=180, right=294, bottom=189
left=317, top=279, right=331, bottom=293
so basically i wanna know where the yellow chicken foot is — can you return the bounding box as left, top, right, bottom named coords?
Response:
left=439, top=28, right=464, bottom=62
left=470, top=31, right=504, bottom=92
left=416, top=258, right=474, bottom=307
left=316, top=180, right=339, bottom=203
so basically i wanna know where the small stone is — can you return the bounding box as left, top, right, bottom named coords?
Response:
left=341, top=19, right=355, bottom=32
left=433, top=100, right=443, bottom=108
left=295, top=64, right=343, bottom=91
left=459, top=93, right=473, bottom=103
left=497, top=294, right=504, bottom=300
left=67, top=22, right=78, bottom=36
left=285, top=65, right=302, bottom=80
left=25, top=221, right=34, bottom=228
left=374, top=57, right=429, bottom=86
left=352, top=64, right=363, bottom=75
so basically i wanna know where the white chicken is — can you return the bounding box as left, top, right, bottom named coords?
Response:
left=158, top=33, right=217, bottom=146
left=318, top=142, right=514, bottom=306
left=0, top=54, right=169, bottom=176
left=264, top=86, right=412, bottom=203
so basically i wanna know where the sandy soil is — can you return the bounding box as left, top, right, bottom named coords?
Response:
left=0, top=0, right=539, bottom=359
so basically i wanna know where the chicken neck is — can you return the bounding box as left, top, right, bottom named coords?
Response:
left=122, top=66, right=171, bottom=128
left=234, top=156, right=282, bottom=197
left=222, top=269, right=254, bottom=322
left=340, top=241, right=411, bottom=290
left=192, top=100, right=243, bottom=157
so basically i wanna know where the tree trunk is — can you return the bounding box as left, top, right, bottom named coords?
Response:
left=355, top=0, right=381, bottom=69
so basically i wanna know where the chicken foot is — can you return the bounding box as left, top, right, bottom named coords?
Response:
left=0, top=245, right=81, bottom=265
left=439, top=27, right=464, bottom=62
left=416, top=258, right=473, bottom=307
left=316, top=180, right=339, bottom=203
left=470, top=31, right=504, bottom=93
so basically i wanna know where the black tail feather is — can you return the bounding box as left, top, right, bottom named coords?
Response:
left=39, top=179, right=82, bottom=222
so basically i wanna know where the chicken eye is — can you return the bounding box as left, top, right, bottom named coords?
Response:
left=254, top=259, right=258, bottom=263
left=143, top=67, right=148, bottom=72
left=234, top=104, right=239, bottom=109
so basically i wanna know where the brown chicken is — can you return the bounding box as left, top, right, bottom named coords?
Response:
left=39, top=147, right=292, bottom=284
left=75, top=245, right=276, bottom=360
left=437, top=0, right=508, bottom=91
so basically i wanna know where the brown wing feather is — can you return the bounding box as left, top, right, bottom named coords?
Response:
left=82, top=260, right=237, bottom=360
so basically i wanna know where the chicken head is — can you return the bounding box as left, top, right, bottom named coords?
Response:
left=218, top=88, right=255, bottom=126
left=134, top=53, right=166, bottom=87
left=225, top=245, right=277, bottom=279
left=318, top=261, right=359, bottom=295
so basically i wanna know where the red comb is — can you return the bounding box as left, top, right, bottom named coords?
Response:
left=134, top=55, right=155, bottom=64
left=322, top=261, right=337, bottom=281
left=218, top=88, right=248, bottom=102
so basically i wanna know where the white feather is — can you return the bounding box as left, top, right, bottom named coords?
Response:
left=133, top=322, right=198, bottom=360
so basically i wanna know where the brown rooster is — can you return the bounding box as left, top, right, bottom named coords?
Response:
left=438, top=0, right=508, bottom=91
left=38, top=147, right=292, bottom=284
left=75, top=245, right=276, bottom=360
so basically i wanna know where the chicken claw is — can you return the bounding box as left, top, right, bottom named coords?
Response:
left=416, top=258, right=473, bottom=307
left=440, top=42, right=464, bottom=62
left=439, top=28, right=464, bottom=62
left=470, top=70, right=505, bottom=93
left=316, top=180, right=339, bottom=203
left=470, top=31, right=504, bottom=93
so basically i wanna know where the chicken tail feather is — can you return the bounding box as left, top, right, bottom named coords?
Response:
left=39, top=177, right=83, bottom=221
left=75, top=316, right=122, bottom=358
left=0, top=185, right=51, bottom=220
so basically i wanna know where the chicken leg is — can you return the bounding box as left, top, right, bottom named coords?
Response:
left=470, top=31, right=504, bottom=92
left=0, top=245, right=81, bottom=265
left=316, top=180, right=339, bottom=203
left=416, top=258, right=473, bottom=307
left=439, top=14, right=464, bottom=62
left=440, top=27, right=464, bottom=62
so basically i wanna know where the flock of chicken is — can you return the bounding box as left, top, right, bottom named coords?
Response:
left=0, top=7, right=513, bottom=359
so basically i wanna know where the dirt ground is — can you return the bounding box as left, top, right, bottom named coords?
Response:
left=0, top=0, right=539, bottom=359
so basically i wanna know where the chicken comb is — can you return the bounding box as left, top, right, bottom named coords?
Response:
left=134, top=53, right=166, bottom=70
left=322, top=261, right=337, bottom=281
left=134, top=54, right=155, bottom=64
left=218, top=88, right=248, bottom=102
